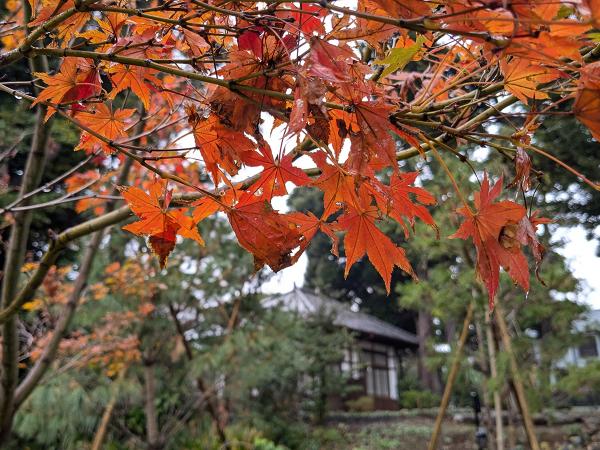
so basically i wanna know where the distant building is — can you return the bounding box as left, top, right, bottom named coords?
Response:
left=556, top=309, right=600, bottom=369
left=264, top=288, right=418, bottom=410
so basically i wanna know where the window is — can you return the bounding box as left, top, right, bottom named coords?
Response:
left=341, top=347, right=362, bottom=380
left=579, top=335, right=599, bottom=358
left=361, top=348, right=390, bottom=398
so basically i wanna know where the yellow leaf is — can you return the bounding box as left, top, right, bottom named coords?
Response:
left=22, top=299, right=43, bottom=311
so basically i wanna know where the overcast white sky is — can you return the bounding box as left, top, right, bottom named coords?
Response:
left=552, top=226, right=600, bottom=309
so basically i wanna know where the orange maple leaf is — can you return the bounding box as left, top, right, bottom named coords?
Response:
left=287, top=211, right=339, bottom=262
left=368, top=171, right=437, bottom=237
left=33, top=58, right=101, bottom=119
left=187, top=108, right=256, bottom=184
left=310, top=152, right=361, bottom=220
left=450, top=174, right=528, bottom=309
left=584, top=0, right=600, bottom=26
left=500, top=58, right=562, bottom=104
left=371, top=0, right=432, bottom=20
left=343, top=101, right=420, bottom=172
left=108, top=65, right=161, bottom=110
left=75, top=104, right=135, bottom=154
left=338, top=199, right=416, bottom=294
left=120, top=179, right=203, bottom=268
left=30, top=0, right=89, bottom=42
left=227, top=201, right=302, bottom=272
left=574, top=61, right=600, bottom=141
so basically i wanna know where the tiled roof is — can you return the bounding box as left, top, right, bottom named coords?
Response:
left=264, top=288, right=418, bottom=345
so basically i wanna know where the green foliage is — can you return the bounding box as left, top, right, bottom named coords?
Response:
left=532, top=115, right=600, bottom=234
left=201, top=307, right=352, bottom=435
left=186, top=425, right=288, bottom=450
left=374, top=36, right=426, bottom=78
left=399, top=390, right=440, bottom=409
left=556, top=361, right=600, bottom=403
left=11, top=373, right=115, bottom=450
left=342, top=421, right=434, bottom=450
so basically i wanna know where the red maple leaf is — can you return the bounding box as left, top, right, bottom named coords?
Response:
left=287, top=211, right=339, bottom=262
left=367, top=171, right=436, bottom=237
left=286, top=4, right=325, bottom=36
left=33, top=57, right=101, bottom=119
left=307, top=38, right=357, bottom=83
left=239, top=143, right=311, bottom=204
left=516, top=210, right=551, bottom=281
left=450, top=173, right=528, bottom=309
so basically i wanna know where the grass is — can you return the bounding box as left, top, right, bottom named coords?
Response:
left=320, top=418, right=474, bottom=450
left=315, top=407, right=600, bottom=450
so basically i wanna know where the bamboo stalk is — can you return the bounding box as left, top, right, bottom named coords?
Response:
left=474, top=320, right=492, bottom=431
left=91, top=367, right=128, bottom=450
left=494, top=302, right=540, bottom=450
left=427, top=302, right=475, bottom=450
left=486, top=314, right=504, bottom=450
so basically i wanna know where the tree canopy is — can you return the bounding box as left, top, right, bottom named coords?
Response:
left=2, top=0, right=599, bottom=306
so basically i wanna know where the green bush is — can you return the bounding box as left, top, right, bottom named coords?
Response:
left=185, top=425, right=290, bottom=450
left=400, top=390, right=440, bottom=409
left=254, top=437, right=289, bottom=450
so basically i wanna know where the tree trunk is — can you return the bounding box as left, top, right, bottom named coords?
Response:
left=143, top=363, right=162, bottom=450
left=13, top=153, right=134, bottom=409
left=168, top=304, right=228, bottom=443
left=445, top=318, right=457, bottom=345
left=0, top=86, right=52, bottom=443
left=417, top=309, right=441, bottom=393
left=15, top=231, right=103, bottom=406
left=506, top=390, right=518, bottom=449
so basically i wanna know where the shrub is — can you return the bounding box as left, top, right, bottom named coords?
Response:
left=345, top=396, right=375, bottom=412
left=400, top=390, right=441, bottom=409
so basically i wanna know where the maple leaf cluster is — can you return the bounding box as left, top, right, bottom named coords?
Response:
left=451, top=174, right=550, bottom=309
left=3, top=0, right=599, bottom=306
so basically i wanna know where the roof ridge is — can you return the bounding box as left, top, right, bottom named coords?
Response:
left=266, top=289, right=418, bottom=344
